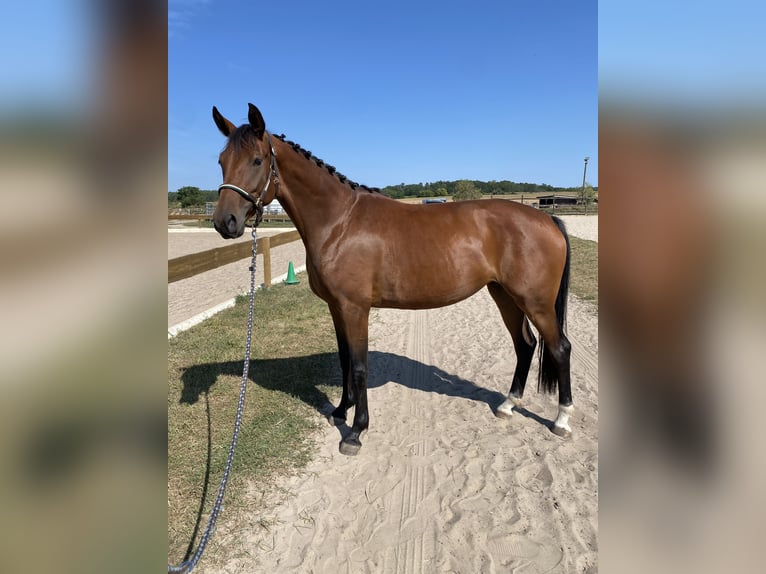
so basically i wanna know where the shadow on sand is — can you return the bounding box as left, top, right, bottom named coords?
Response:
left=179, top=350, right=553, bottom=429
left=174, top=350, right=553, bottom=560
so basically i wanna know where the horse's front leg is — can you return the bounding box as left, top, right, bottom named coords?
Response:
left=332, top=304, right=370, bottom=456
left=329, top=306, right=353, bottom=424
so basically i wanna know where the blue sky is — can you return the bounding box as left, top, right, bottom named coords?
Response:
left=169, top=0, right=598, bottom=192
left=0, top=1, right=91, bottom=112
left=599, top=1, right=766, bottom=106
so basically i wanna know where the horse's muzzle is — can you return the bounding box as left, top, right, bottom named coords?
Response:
left=213, top=213, right=243, bottom=239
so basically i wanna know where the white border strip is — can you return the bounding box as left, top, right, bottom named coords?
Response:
left=168, top=265, right=306, bottom=338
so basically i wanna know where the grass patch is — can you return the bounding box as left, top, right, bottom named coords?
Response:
left=168, top=272, right=338, bottom=562
left=568, top=236, right=598, bottom=307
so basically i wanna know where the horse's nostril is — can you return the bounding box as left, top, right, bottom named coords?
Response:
left=227, top=214, right=238, bottom=233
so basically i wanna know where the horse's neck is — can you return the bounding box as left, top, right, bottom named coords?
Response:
left=273, top=139, right=355, bottom=244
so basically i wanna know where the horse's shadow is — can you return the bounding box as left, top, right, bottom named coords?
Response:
left=179, top=350, right=553, bottom=430
left=175, top=352, right=552, bottom=560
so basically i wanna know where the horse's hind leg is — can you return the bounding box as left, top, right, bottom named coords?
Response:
left=526, top=306, right=574, bottom=438
left=487, top=283, right=537, bottom=418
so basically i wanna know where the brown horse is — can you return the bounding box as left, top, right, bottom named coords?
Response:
left=212, top=103, right=573, bottom=455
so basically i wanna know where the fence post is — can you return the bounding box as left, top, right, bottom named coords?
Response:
left=261, top=236, right=271, bottom=287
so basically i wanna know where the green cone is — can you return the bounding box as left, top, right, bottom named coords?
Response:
left=284, top=261, right=300, bottom=285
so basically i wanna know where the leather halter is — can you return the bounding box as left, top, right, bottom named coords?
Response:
left=217, top=131, right=280, bottom=225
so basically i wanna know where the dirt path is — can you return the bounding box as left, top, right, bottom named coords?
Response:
left=204, top=216, right=598, bottom=574
left=557, top=215, right=598, bottom=243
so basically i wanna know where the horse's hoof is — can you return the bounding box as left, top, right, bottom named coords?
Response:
left=551, top=404, right=574, bottom=439
left=496, top=399, right=516, bottom=419
left=551, top=425, right=572, bottom=439
left=339, top=438, right=362, bottom=456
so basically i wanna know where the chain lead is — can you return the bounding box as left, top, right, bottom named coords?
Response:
left=169, top=228, right=258, bottom=574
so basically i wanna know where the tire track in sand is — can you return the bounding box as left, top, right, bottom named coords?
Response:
left=391, top=310, right=437, bottom=573
left=360, top=309, right=439, bottom=573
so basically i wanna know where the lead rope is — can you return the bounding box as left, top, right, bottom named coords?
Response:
left=169, top=227, right=258, bottom=573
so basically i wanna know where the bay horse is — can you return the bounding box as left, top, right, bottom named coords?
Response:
left=212, top=103, right=573, bottom=456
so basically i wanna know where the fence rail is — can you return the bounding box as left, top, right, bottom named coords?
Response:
left=168, top=229, right=301, bottom=284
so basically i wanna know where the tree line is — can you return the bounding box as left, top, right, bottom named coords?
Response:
left=169, top=180, right=597, bottom=207
left=168, top=186, right=219, bottom=208
left=380, top=179, right=589, bottom=200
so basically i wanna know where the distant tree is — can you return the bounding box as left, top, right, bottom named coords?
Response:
left=177, top=186, right=204, bottom=207
left=582, top=181, right=596, bottom=205
left=200, top=189, right=219, bottom=203
left=452, top=180, right=482, bottom=201
left=433, top=187, right=448, bottom=197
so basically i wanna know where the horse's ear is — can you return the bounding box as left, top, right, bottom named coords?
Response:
left=247, top=103, right=266, bottom=139
left=212, top=106, right=235, bottom=137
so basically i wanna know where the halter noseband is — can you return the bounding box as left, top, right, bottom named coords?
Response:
left=217, top=132, right=280, bottom=225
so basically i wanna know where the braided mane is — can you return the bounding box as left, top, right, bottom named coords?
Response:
left=228, top=125, right=381, bottom=194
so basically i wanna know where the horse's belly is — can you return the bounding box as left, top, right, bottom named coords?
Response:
left=374, top=266, right=491, bottom=310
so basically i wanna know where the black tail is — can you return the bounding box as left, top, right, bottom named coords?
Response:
left=538, top=216, right=571, bottom=394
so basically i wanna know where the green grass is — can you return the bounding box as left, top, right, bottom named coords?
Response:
left=168, top=272, right=338, bottom=562
left=568, top=236, right=598, bottom=307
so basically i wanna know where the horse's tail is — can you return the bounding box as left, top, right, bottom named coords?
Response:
left=538, top=215, right=570, bottom=394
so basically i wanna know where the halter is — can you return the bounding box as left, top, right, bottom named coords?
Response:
left=217, top=131, right=280, bottom=225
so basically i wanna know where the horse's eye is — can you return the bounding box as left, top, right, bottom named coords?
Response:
left=253, top=157, right=262, bottom=166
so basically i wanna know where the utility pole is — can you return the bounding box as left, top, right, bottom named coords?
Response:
left=582, top=156, right=590, bottom=215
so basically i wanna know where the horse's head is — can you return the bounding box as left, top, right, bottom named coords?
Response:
left=211, top=103, right=277, bottom=238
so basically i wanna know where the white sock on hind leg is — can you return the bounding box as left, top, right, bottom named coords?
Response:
left=554, top=404, right=574, bottom=432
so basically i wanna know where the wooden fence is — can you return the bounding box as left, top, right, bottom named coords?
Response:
left=168, top=229, right=301, bottom=285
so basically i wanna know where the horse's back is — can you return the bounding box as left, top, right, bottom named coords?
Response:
left=357, top=195, right=552, bottom=234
